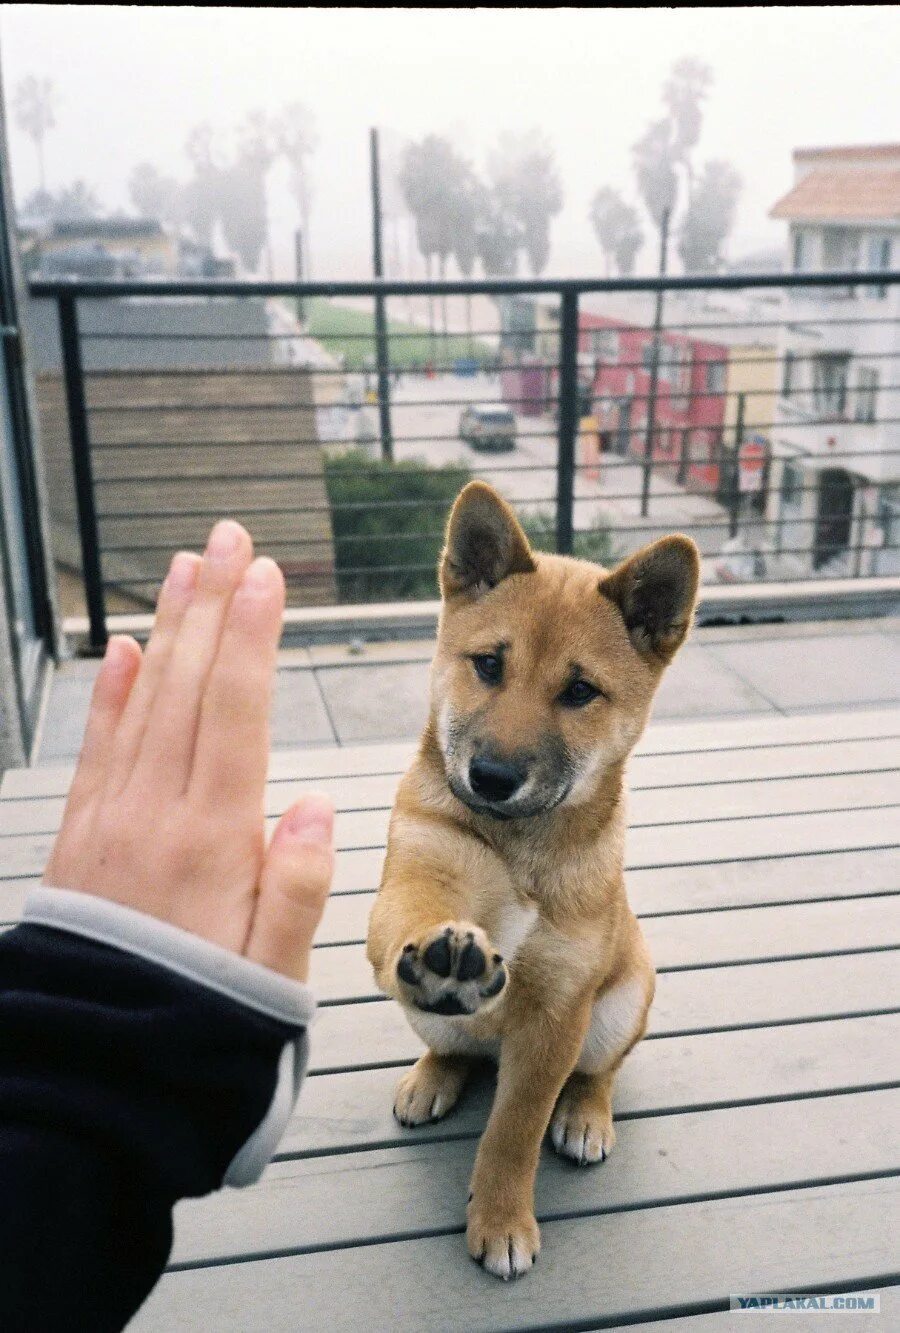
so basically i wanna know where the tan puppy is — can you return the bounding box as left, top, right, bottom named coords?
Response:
left=366, top=481, right=699, bottom=1279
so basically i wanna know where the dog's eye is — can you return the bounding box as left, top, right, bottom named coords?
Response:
left=472, top=653, right=503, bottom=686
left=559, top=678, right=600, bottom=708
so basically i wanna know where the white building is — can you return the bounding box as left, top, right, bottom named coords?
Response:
left=768, top=144, right=899, bottom=576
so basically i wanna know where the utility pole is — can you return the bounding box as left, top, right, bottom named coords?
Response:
left=729, top=390, right=745, bottom=539
left=294, top=227, right=306, bottom=327
left=639, top=208, right=670, bottom=519
left=369, top=127, right=393, bottom=462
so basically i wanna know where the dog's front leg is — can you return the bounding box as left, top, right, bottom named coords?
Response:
left=467, top=990, right=592, bottom=1280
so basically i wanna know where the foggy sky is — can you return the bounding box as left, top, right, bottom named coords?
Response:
left=1, top=6, right=898, bottom=280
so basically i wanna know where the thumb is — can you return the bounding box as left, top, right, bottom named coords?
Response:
left=245, top=795, right=335, bottom=981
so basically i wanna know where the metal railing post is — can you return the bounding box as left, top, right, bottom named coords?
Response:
left=729, top=390, right=745, bottom=539
left=58, top=292, right=107, bottom=651
left=555, top=288, right=579, bottom=555
left=640, top=209, right=670, bottom=519
left=369, top=127, right=394, bottom=462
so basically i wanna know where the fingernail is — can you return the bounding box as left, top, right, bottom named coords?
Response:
left=166, top=551, right=198, bottom=594
left=206, top=520, right=243, bottom=562
left=103, top=635, right=137, bottom=675
left=241, top=556, right=279, bottom=595
left=278, top=796, right=334, bottom=847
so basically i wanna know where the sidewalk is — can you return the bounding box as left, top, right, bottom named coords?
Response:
left=34, top=617, right=900, bottom=762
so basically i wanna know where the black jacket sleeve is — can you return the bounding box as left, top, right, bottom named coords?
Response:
left=0, top=913, right=312, bottom=1333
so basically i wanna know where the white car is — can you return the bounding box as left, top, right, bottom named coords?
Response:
left=459, top=404, right=517, bottom=452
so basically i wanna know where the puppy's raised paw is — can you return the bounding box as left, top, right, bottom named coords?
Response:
left=396, top=922, right=507, bottom=1017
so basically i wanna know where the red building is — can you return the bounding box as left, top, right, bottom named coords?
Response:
left=579, top=313, right=729, bottom=493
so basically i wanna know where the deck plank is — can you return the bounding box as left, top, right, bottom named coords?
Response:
left=2, top=802, right=897, bottom=882
left=306, top=896, right=900, bottom=1004
left=6, top=707, right=898, bottom=800
left=307, top=951, right=900, bottom=1075
left=279, top=1013, right=900, bottom=1159
left=168, top=1087, right=900, bottom=1267
left=3, top=708, right=897, bottom=1329
left=134, top=1177, right=900, bottom=1332
left=4, top=765, right=899, bottom=839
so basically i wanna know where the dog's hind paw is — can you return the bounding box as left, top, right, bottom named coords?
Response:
left=396, top=922, right=507, bottom=1017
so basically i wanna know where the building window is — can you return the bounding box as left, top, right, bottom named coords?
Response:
left=792, top=229, right=814, bottom=272
left=812, top=353, right=850, bottom=416
left=821, top=228, right=860, bottom=272
left=879, top=485, right=900, bottom=551
left=865, top=235, right=892, bottom=299
left=781, top=461, right=802, bottom=508
left=855, top=367, right=879, bottom=424
left=781, top=350, right=795, bottom=398
left=705, top=359, right=726, bottom=394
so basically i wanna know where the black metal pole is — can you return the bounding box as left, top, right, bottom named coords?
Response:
left=640, top=208, right=670, bottom=519
left=556, top=288, right=579, bottom=554
left=729, top=390, right=745, bottom=539
left=58, top=293, right=107, bottom=652
left=369, top=127, right=393, bottom=462
left=294, top=227, right=306, bottom=326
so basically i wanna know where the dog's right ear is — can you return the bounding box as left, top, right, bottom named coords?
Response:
left=440, top=482, right=535, bottom=598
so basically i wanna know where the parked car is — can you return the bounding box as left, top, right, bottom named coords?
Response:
left=459, top=403, right=517, bottom=452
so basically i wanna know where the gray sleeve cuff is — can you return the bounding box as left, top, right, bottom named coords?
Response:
left=23, top=886, right=316, bottom=1187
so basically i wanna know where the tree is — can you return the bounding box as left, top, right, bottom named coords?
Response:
left=663, top=57, right=714, bottom=204
left=128, top=163, right=181, bottom=224
left=277, top=102, right=317, bottom=278
left=452, top=168, right=480, bottom=346
left=218, top=158, right=269, bottom=273
left=677, top=159, right=741, bottom=273
left=400, top=135, right=470, bottom=334
left=21, top=180, right=100, bottom=224
left=588, top=187, right=644, bottom=276
left=487, top=131, right=562, bottom=276
left=182, top=123, right=223, bottom=247
left=234, top=110, right=277, bottom=275
left=14, top=75, right=55, bottom=192
left=475, top=190, right=521, bottom=279
left=632, top=118, right=678, bottom=232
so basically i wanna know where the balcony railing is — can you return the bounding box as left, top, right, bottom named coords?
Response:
left=26, top=268, right=900, bottom=650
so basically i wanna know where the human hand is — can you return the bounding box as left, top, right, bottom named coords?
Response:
left=43, top=520, right=334, bottom=982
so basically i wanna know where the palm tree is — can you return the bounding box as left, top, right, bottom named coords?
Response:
left=589, top=187, right=644, bottom=276
left=663, top=57, right=713, bottom=206
left=277, top=102, right=317, bottom=279
left=487, top=131, right=563, bottom=277
left=399, top=135, right=468, bottom=338
left=14, top=75, right=55, bottom=192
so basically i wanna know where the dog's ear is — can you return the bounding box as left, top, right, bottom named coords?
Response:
left=599, top=535, right=700, bottom=664
left=440, top=482, right=535, bottom=598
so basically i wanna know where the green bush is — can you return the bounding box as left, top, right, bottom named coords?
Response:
left=324, top=450, right=472, bottom=603
left=522, top=510, right=619, bottom=568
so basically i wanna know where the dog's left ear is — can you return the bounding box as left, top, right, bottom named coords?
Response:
left=599, top=535, right=700, bottom=664
left=440, top=481, right=535, bottom=598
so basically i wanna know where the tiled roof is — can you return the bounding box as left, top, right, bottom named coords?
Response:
left=770, top=168, right=900, bottom=221
left=793, top=144, right=900, bottom=163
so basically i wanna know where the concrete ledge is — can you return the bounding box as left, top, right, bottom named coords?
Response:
left=62, top=577, right=900, bottom=651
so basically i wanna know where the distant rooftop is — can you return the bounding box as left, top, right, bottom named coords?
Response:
left=771, top=158, right=900, bottom=224
left=47, top=216, right=165, bottom=240
left=793, top=144, right=900, bottom=164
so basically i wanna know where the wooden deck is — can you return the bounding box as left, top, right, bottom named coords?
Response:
left=2, top=708, right=899, bottom=1330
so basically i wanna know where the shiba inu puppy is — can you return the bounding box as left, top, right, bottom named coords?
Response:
left=366, top=481, right=699, bottom=1279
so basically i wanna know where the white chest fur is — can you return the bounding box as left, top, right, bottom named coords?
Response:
left=490, top=900, right=539, bottom=963
left=576, top=975, right=647, bottom=1074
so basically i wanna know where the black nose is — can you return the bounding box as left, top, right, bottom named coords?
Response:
left=469, top=754, right=526, bottom=803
